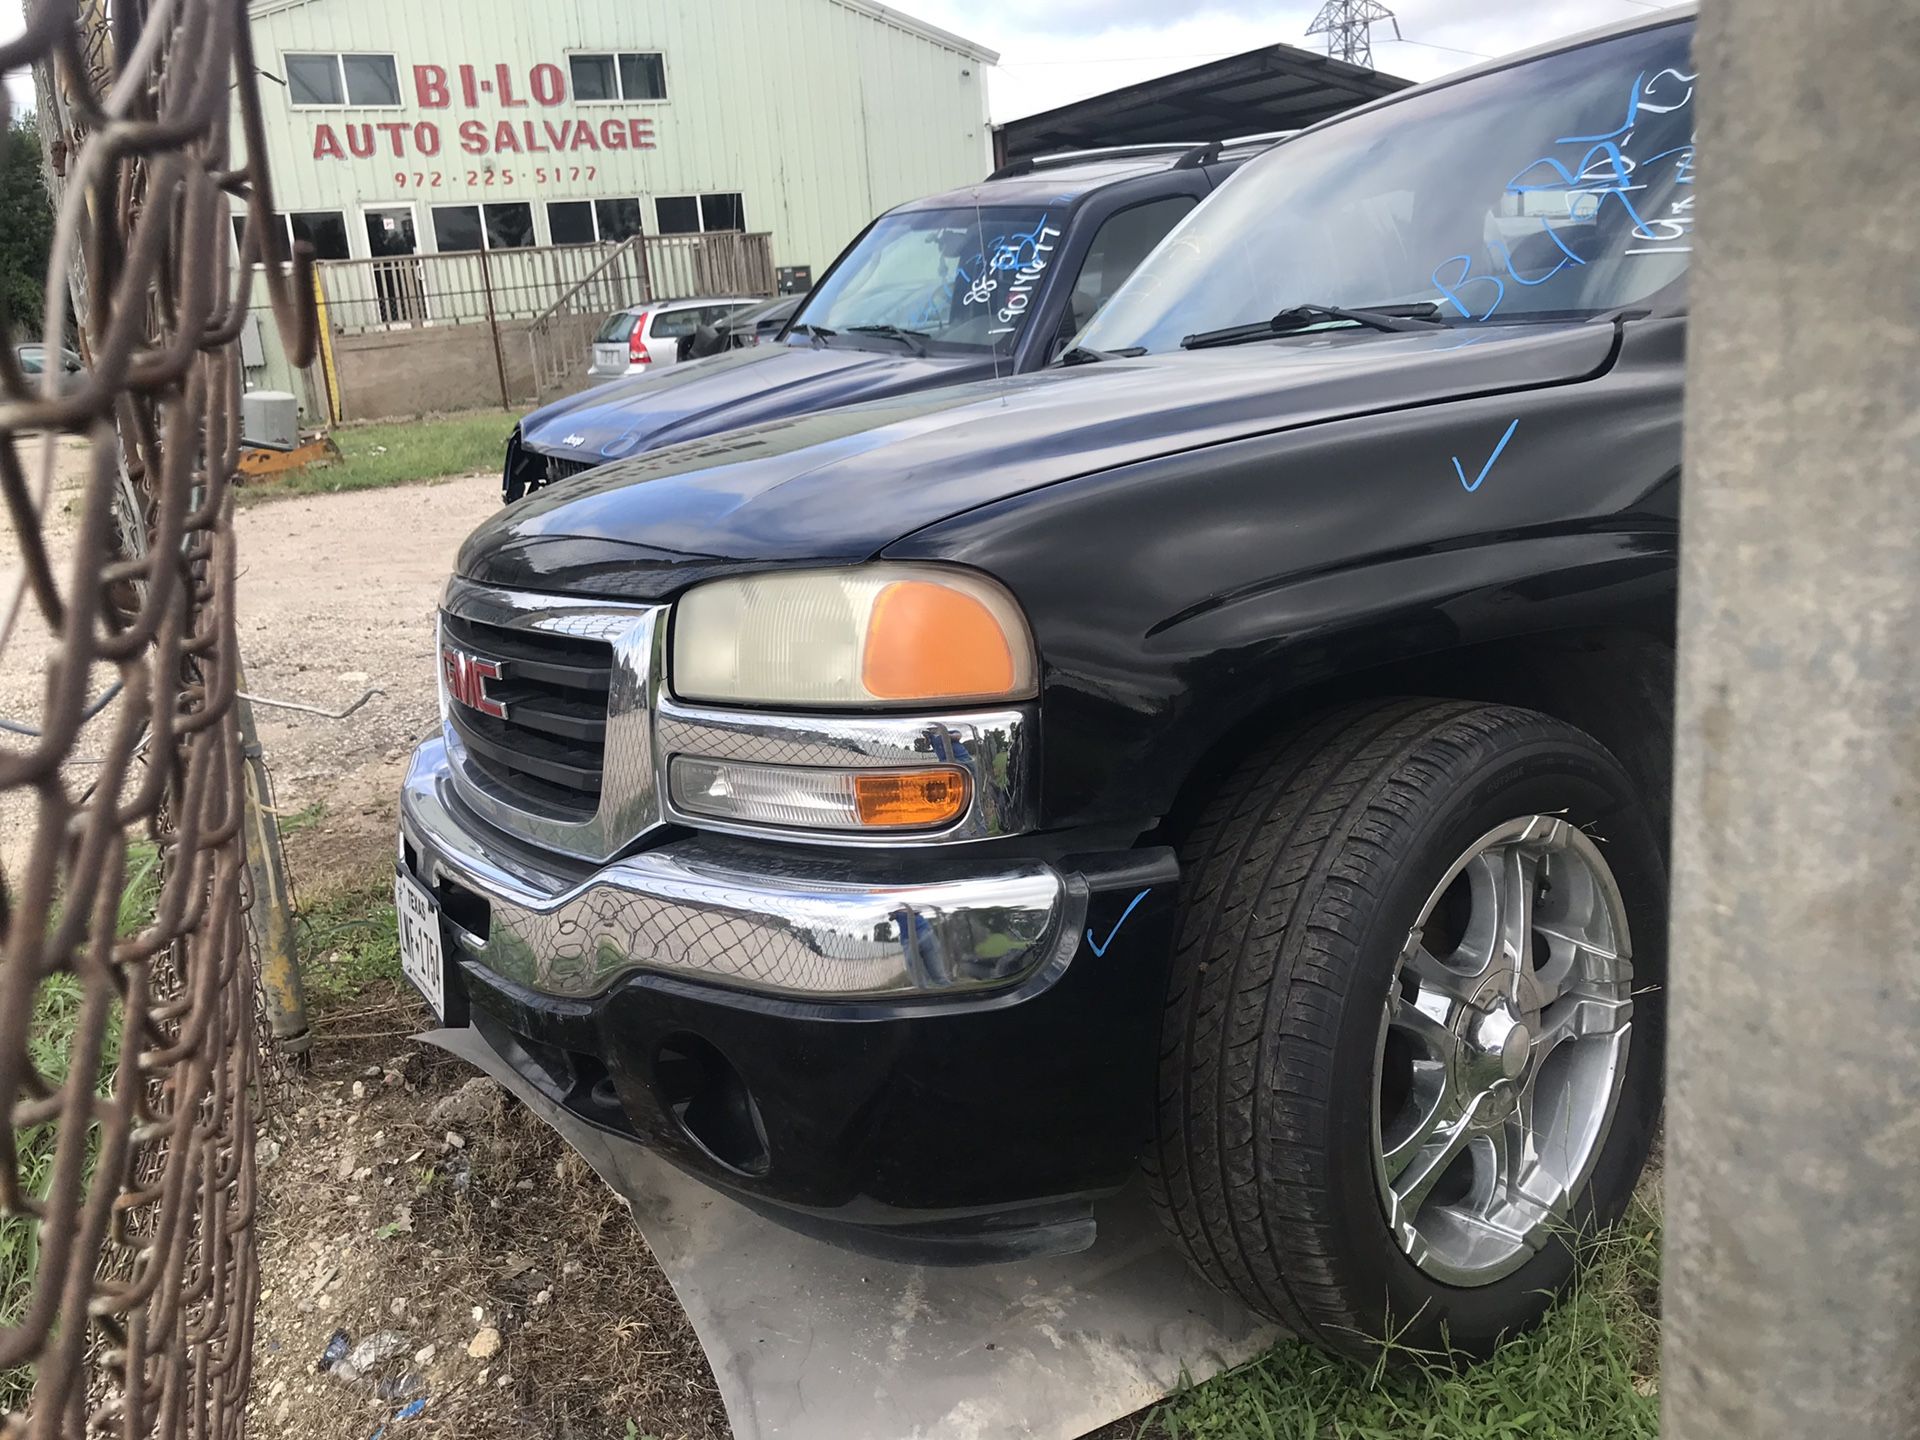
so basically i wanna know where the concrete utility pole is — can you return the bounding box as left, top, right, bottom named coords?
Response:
left=1664, top=2, right=1920, bottom=1437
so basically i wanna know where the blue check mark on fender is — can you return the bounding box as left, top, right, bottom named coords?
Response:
left=1086, top=889, right=1151, bottom=957
left=1453, top=418, right=1521, bottom=493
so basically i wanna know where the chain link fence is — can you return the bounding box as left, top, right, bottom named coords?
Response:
left=0, top=0, right=313, bottom=1433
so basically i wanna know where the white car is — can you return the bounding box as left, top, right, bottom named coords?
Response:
left=587, top=297, right=761, bottom=379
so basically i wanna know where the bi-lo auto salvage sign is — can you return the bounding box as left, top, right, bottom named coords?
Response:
left=308, top=62, right=658, bottom=162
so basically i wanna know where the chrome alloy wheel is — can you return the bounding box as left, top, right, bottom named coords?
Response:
left=1372, top=815, right=1634, bottom=1287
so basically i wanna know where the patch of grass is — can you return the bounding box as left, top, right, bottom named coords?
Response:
left=0, top=845, right=157, bottom=1411
left=296, top=878, right=404, bottom=1013
left=236, top=408, right=514, bottom=505
left=1145, top=1194, right=1662, bottom=1440
left=278, top=800, right=327, bottom=836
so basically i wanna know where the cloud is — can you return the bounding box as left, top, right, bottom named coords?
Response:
left=980, top=0, right=1303, bottom=38
left=894, top=0, right=1650, bottom=121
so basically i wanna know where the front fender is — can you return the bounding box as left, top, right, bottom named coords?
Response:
left=884, top=321, right=1684, bottom=832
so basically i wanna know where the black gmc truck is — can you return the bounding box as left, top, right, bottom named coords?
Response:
left=398, top=10, right=1693, bottom=1362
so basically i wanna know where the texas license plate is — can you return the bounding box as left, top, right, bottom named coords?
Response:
left=394, top=871, right=446, bottom=1022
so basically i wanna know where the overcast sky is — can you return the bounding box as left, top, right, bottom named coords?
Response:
left=3, top=0, right=1672, bottom=124
left=889, top=0, right=1673, bottom=119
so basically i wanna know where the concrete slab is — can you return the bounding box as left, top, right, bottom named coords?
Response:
left=421, top=1026, right=1280, bottom=1440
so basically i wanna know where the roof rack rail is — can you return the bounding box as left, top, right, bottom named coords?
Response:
left=986, top=142, right=1208, bottom=182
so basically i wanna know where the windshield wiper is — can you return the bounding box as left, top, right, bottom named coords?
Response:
left=845, top=324, right=933, bottom=355
left=1183, top=303, right=1444, bottom=351
left=789, top=322, right=836, bottom=347
left=1057, top=345, right=1148, bottom=367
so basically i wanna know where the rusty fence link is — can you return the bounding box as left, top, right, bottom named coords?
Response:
left=0, top=0, right=315, bottom=1434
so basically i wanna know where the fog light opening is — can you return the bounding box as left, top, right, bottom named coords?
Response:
left=654, top=1033, right=770, bottom=1177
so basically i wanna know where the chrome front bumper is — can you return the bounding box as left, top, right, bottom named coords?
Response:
left=399, top=738, right=1083, bottom=1000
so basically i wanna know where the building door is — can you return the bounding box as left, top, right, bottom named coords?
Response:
left=364, top=207, right=426, bottom=326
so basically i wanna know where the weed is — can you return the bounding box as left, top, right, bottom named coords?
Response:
left=296, top=878, right=403, bottom=1013
left=0, top=844, right=158, bottom=1410
left=236, top=409, right=514, bottom=506
left=1146, top=1190, right=1663, bottom=1440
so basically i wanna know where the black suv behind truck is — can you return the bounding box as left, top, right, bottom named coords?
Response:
left=503, top=141, right=1269, bottom=501
left=401, top=10, right=1693, bottom=1362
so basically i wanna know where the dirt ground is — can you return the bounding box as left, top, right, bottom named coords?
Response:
left=229, top=476, right=495, bottom=887
left=0, top=444, right=490, bottom=878
left=225, top=478, right=734, bottom=1439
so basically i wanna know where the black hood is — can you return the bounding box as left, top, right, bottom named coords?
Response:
left=520, top=343, right=988, bottom=463
left=465, top=321, right=1619, bottom=599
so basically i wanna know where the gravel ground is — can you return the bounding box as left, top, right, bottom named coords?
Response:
left=0, top=444, right=493, bottom=876
left=230, top=476, right=495, bottom=886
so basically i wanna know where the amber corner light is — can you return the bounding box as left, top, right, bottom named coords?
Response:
left=852, top=768, right=971, bottom=828
left=862, top=580, right=1023, bottom=702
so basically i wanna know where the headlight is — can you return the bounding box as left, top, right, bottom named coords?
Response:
left=672, top=565, right=1038, bottom=708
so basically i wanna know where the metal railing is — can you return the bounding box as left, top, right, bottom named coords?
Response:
left=0, top=0, right=315, bottom=1434
left=318, top=232, right=776, bottom=336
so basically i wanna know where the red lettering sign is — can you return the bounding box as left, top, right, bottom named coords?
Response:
left=413, top=64, right=449, bottom=108
left=307, top=59, right=668, bottom=163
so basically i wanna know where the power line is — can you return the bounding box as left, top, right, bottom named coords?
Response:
left=1377, top=35, right=1493, bottom=60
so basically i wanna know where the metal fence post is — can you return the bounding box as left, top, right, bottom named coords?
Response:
left=1663, top=1, right=1920, bottom=1435
left=235, top=672, right=310, bottom=1056
left=477, top=244, right=512, bottom=410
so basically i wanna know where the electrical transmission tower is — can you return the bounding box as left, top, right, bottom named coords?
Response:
left=1306, top=0, right=1401, bottom=67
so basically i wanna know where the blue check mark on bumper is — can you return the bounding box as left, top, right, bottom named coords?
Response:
left=1086, top=889, right=1151, bottom=957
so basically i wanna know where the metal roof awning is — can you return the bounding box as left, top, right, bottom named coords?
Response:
left=993, top=43, right=1412, bottom=165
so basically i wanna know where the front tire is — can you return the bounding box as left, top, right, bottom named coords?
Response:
left=1146, top=699, right=1665, bottom=1362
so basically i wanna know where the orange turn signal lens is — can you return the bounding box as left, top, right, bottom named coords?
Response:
left=852, top=768, right=971, bottom=828
left=862, top=580, right=1021, bottom=703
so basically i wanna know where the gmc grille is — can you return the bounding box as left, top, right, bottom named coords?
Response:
left=440, top=613, right=612, bottom=817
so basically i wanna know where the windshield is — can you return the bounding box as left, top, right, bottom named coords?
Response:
left=1080, top=20, right=1696, bottom=354
left=792, top=204, right=1067, bottom=354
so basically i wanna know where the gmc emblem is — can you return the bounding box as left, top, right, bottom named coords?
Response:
left=442, top=644, right=507, bottom=719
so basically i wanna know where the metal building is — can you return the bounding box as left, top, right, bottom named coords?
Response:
left=239, top=0, right=997, bottom=276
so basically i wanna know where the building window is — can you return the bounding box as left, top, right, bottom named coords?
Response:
left=546, top=197, right=647, bottom=245
left=431, top=203, right=537, bottom=253
left=655, top=193, right=747, bottom=236
left=700, top=193, right=746, bottom=232
left=285, top=52, right=402, bottom=108
left=569, top=52, right=667, bottom=103
left=595, top=198, right=646, bottom=242
left=230, top=211, right=350, bottom=260
left=290, top=210, right=352, bottom=260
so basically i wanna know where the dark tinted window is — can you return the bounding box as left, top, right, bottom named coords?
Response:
left=547, top=201, right=596, bottom=246
left=286, top=54, right=342, bottom=106
left=700, top=193, right=746, bottom=232
left=342, top=54, right=400, bottom=106
left=290, top=210, right=350, bottom=260
left=570, top=55, right=616, bottom=102
left=594, top=197, right=645, bottom=242
left=364, top=207, right=416, bottom=257
left=484, top=203, right=535, bottom=250
left=655, top=196, right=700, bottom=235
left=620, top=53, right=666, bottom=100
left=1063, top=196, right=1196, bottom=332
left=432, top=206, right=484, bottom=253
